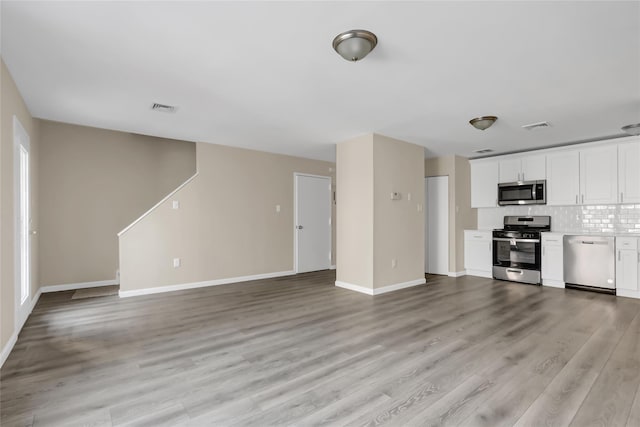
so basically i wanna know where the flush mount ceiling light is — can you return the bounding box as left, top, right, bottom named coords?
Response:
left=622, top=123, right=640, bottom=136
left=332, top=29, right=377, bottom=62
left=469, top=116, right=498, bottom=131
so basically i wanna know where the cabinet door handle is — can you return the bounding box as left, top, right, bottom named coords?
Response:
left=575, top=195, right=578, bottom=204
left=618, top=250, right=621, bottom=262
left=621, top=192, right=624, bottom=203
left=581, top=194, right=584, bottom=204
left=521, top=172, right=525, bottom=181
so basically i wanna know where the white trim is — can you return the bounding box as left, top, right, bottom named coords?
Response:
left=335, top=278, right=427, bottom=296
left=542, top=279, right=565, bottom=289
left=374, top=278, right=427, bottom=295
left=293, top=173, right=332, bottom=274
left=335, top=281, right=374, bottom=295
left=2, top=287, right=41, bottom=368
left=117, top=172, right=199, bottom=237
left=1, top=332, right=18, bottom=369
left=40, top=279, right=119, bottom=293
left=465, top=269, right=493, bottom=279
left=13, top=115, right=31, bottom=333
left=448, top=271, right=466, bottom=277
left=119, top=270, right=295, bottom=298
left=329, top=265, right=336, bottom=270
left=616, top=289, right=640, bottom=299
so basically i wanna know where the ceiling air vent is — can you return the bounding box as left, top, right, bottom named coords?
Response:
left=151, top=103, right=177, bottom=113
left=473, top=148, right=494, bottom=154
left=522, top=121, right=551, bottom=130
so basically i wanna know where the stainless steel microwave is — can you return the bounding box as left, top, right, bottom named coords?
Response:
left=497, top=180, right=546, bottom=206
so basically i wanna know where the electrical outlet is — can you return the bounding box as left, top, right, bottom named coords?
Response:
left=408, top=193, right=412, bottom=201
left=172, top=200, right=180, bottom=210
left=173, top=258, right=181, bottom=268
left=417, top=204, right=423, bottom=212
left=276, top=204, right=281, bottom=213
left=391, top=259, right=397, bottom=268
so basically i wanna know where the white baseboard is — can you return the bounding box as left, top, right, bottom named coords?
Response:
left=617, top=289, right=640, bottom=299
left=448, top=271, right=466, bottom=277
left=1, top=287, right=42, bottom=368
left=465, top=269, right=493, bottom=279
left=119, top=270, right=295, bottom=298
left=40, top=279, right=119, bottom=293
left=329, top=265, right=336, bottom=270
left=1, top=331, right=18, bottom=369
left=542, top=279, right=565, bottom=289
left=375, top=278, right=427, bottom=295
left=335, top=278, right=426, bottom=296
left=335, top=281, right=375, bottom=295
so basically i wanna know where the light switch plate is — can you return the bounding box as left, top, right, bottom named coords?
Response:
left=276, top=205, right=281, bottom=213
left=173, top=258, right=181, bottom=268
left=172, top=200, right=180, bottom=210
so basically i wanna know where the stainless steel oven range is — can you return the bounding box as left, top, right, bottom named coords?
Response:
left=492, top=216, right=551, bottom=285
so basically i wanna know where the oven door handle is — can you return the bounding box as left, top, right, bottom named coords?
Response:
left=492, top=238, right=540, bottom=243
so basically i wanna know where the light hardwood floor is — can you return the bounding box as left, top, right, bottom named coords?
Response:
left=2, top=271, right=640, bottom=426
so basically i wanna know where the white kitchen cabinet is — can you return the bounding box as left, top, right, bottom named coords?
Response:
left=616, top=237, right=639, bottom=299
left=541, top=233, right=564, bottom=288
left=618, top=139, right=640, bottom=204
left=580, top=145, right=618, bottom=205
left=498, top=155, right=546, bottom=183
left=470, top=160, right=499, bottom=208
left=464, top=230, right=492, bottom=278
left=547, top=150, right=580, bottom=206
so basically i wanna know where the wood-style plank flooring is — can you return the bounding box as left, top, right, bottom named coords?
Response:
left=2, top=271, right=640, bottom=426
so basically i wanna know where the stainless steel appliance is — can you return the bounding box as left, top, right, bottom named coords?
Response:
left=563, top=235, right=615, bottom=293
left=492, top=216, right=551, bottom=285
left=498, top=180, right=546, bottom=206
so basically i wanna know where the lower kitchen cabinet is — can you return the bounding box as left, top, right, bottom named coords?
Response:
left=464, top=230, right=492, bottom=278
left=541, top=233, right=565, bottom=288
left=616, top=237, right=640, bottom=299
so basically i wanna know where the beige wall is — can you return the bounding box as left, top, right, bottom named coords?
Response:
left=119, top=142, right=335, bottom=292
left=337, top=134, right=425, bottom=290
left=38, top=121, right=196, bottom=286
left=1, top=59, right=40, bottom=352
left=336, top=134, right=374, bottom=288
left=425, top=155, right=477, bottom=273
left=372, top=134, right=425, bottom=288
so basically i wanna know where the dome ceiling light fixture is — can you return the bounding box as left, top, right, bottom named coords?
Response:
left=332, top=29, right=377, bottom=62
left=470, top=116, right=498, bottom=131
left=621, top=123, right=640, bottom=136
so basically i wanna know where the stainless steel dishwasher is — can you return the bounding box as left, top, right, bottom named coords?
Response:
left=563, top=235, right=615, bottom=293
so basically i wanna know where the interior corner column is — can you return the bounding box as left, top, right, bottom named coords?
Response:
left=336, top=133, right=425, bottom=294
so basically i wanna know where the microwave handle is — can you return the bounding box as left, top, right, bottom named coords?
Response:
left=532, top=184, right=536, bottom=200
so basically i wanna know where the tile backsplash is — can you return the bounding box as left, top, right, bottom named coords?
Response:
left=477, top=204, right=640, bottom=234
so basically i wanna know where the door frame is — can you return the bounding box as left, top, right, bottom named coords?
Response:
left=293, top=173, right=332, bottom=274
left=13, top=115, right=31, bottom=331
left=425, top=175, right=449, bottom=275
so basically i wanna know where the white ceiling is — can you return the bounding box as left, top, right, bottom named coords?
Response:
left=2, top=1, right=639, bottom=161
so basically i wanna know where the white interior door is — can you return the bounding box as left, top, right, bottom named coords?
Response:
left=295, top=174, right=331, bottom=273
left=14, top=116, right=31, bottom=329
left=425, top=176, right=449, bottom=275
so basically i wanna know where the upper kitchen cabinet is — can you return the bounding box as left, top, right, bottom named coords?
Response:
left=471, top=160, right=499, bottom=208
left=618, top=139, right=640, bottom=204
left=580, top=145, right=618, bottom=205
left=498, top=155, right=546, bottom=183
left=547, top=151, right=580, bottom=205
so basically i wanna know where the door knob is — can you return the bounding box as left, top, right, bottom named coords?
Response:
left=296, top=225, right=304, bottom=230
